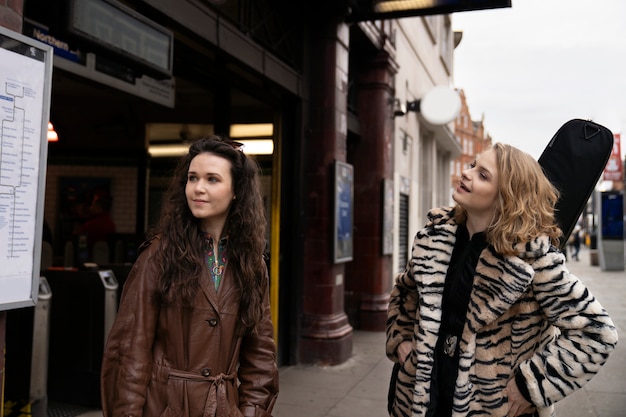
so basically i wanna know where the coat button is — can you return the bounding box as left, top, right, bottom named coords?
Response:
left=207, top=318, right=218, bottom=326
left=201, top=368, right=211, bottom=377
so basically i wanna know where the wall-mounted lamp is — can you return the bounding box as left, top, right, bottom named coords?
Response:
left=47, top=122, right=58, bottom=142
left=406, top=100, right=420, bottom=113
left=392, top=98, right=407, bottom=117
left=393, top=86, right=461, bottom=126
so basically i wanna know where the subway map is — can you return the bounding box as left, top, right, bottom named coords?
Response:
left=0, top=40, right=48, bottom=307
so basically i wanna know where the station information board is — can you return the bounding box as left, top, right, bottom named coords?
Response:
left=0, top=26, right=53, bottom=310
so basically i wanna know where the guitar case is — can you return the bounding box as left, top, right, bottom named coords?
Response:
left=538, top=119, right=614, bottom=249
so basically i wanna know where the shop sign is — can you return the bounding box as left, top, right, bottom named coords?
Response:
left=603, top=133, right=623, bottom=182
left=24, top=19, right=84, bottom=64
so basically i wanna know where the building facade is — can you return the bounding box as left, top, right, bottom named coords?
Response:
left=0, top=0, right=466, bottom=410
left=391, top=16, right=462, bottom=279
left=450, top=88, right=492, bottom=199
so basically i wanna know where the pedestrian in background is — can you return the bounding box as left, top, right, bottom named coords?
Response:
left=569, top=223, right=582, bottom=261
left=77, top=192, right=116, bottom=248
left=101, top=136, right=278, bottom=417
left=386, top=143, right=617, bottom=417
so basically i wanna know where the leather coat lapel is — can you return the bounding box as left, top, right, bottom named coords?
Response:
left=198, top=269, right=220, bottom=311
left=198, top=267, right=238, bottom=312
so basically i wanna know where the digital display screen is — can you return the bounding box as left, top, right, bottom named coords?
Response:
left=68, top=0, right=173, bottom=78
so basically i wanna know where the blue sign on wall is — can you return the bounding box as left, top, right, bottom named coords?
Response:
left=334, top=161, right=354, bottom=263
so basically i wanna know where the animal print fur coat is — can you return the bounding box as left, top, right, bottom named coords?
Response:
left=386, top=207, right=618, bottom=417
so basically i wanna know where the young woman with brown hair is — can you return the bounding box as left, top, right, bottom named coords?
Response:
left=101, top=135, right=278, bottom=417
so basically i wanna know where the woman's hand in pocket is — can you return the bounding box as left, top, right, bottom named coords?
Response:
left=397, top=341, right=412, bottom=363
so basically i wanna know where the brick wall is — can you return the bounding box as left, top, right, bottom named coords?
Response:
left=0, top=0, right=23, bottom=32
left=44, top=164, right=138, bottom=238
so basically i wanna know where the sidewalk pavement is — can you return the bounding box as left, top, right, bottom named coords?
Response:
left=273, top=246, right=626, bottom=417
left=76, top=247, right=624, bottom=417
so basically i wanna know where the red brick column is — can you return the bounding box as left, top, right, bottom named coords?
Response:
left=299, top=18, right=353, bottom=365
left=345, top=51, right=397, bottom=331
left=0, top=0, right=23, bottom=33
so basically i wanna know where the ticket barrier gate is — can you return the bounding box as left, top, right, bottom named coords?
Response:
left=42, top=268, right=118, bottom=408
left=5, top=277, right=52, bottom=417
left=99, top=263, right=133, bottom=305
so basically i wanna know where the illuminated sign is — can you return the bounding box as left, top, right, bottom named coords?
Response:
left=346, top=0, right=512, bottom=21
left=67, top=0, right=173, bottom=79
left=24, top=19, right=84, bottom=64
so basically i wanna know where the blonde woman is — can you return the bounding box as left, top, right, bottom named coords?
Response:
left=387, top=143, right=617, bottom=417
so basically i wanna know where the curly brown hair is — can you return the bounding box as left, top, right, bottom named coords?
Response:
left=149, top=135, right=267, bottom=332
left=454, top=142, right=562, bottom=255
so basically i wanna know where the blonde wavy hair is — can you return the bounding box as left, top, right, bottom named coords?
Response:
left=455, top=142, right=562, bottom=255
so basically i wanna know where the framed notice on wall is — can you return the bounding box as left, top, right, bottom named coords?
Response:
left=0, top=26, right=53, bottom=310
left=334, top=160, right=354, bottom=263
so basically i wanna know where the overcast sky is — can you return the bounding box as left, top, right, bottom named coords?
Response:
left=451, top=0, right=626, bottom=160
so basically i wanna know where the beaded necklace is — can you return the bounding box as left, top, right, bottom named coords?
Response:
left=204, top=234, right=228, bottom=290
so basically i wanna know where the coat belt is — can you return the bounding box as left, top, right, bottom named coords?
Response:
left=167, top=368, right=236, bottom=417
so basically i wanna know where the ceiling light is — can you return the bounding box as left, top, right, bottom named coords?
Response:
left=237, top=139, right=274, bottom=155
left=230, top=123, right=273, bottom=138
left=48, top=122, right=58, bottom=142
left=375, top=0, right=436, bottom=13
left=148, top=139, right=274, bottom=157
left=148, top=144, right=189, bottom=157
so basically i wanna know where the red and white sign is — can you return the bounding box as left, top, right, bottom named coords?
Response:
left=603, top=133, right=623, bottom=181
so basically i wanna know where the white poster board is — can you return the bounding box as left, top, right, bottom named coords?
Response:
left=0, top=26, right=53, bottom=310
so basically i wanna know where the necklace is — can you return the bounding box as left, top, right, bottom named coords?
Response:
left=212, top=262, right=224, bottom=279
left=205, top=234, right=227, bottom=290
left=207, top=255, right=225, bottom=290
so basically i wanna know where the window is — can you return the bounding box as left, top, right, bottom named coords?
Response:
left=439, top=15, right=453, bottom=73
left=398, top=193, right=409, bottom=271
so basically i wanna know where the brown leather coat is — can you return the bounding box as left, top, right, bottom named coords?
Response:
left=101, top=240, right=278, bottom=417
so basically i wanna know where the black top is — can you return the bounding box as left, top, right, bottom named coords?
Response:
left=427, top=224, right=488, bottom=417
